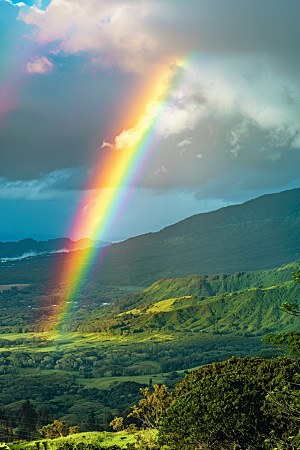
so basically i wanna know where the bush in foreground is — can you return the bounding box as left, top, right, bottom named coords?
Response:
left=159, top=357, right=299, bottom=450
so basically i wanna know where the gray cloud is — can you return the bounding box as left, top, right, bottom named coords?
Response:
left=1, top=0, right=300, bottom=217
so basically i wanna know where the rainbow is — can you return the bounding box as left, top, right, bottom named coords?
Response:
left=45, top=60, right=186, bottom=336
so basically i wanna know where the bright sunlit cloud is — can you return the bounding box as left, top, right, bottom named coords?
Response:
left=26, top=55, right=54, bottom=74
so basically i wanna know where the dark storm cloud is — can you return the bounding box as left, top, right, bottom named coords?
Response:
left=1, top=0, right=300, bottom=201
left=0, top=108, right=94, bottom=181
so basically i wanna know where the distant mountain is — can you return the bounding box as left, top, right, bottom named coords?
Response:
left=0, top=237, right=110, bottom=259
left=2, top=187, right=300, bottom=289
left=90, top=187, right=300, bottom=286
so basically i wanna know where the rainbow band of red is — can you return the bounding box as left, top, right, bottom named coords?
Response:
left=48, top=61, right=184, bottom=336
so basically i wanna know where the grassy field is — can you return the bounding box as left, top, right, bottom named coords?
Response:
left=78, top=373, right=165, bottom=390
left=77, top=362, right=202, bottom=389
left=0, top=330, right=177, bottom=354
left=8, top=431, right=136, bottom=450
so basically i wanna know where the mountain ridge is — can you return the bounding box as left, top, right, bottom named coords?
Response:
left=2, top=187, right=300, bottom=288
left=0, top=237, right=110, bottom=259
left=112, top=187, right=300, bottom=251
left=90, top=187, right=300, bottom=286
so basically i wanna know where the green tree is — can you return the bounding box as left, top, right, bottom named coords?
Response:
left=18, top=400, right=38, bottom=441
left=126, top=384, right=173, bottom=450
left=129, top=384, right=173, bottom=430
left=110, top=417, right=124, bottom=432
left=262, top=261, right=300, bottom=356
left=38, top=420, right=70, bottom=439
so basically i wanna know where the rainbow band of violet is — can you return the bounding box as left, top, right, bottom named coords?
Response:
left=48, top=61, right=184, bottom=337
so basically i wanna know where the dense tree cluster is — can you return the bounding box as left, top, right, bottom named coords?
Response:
left=0, top=334, right=262, bottom=378
left=0, top=378, right=147, bottom=441
left=118, top=357, right=300, bottom=450
left=160, top=357, right=299, bottom=449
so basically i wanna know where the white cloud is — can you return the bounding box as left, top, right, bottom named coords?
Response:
left=152, top=166, right=167, bottom=176
left=26, top=56, right=54, bottom=74
left=108, top=52, right=300, bottom=195
left=264, top=152, right=281, bottom=162
left=19, top=0, right=164, bottom=72
left=178, top=137, right=193, bottom=147
left=4, top=0, right=300, bottom=202
left=3, top=0, right=26, bottom=6
left=101, top=141, right=113, bottom=148
left=291, top=134, right=300, bottom=149
left=0, top=170, right=73, bottom=200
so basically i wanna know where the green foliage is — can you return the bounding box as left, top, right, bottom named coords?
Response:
left=280, top=302, right=300, bottom=316
left=0, top=375, right=148, bottom=436
left=112, top=262, right=300, bottom=314
left=125, top=430, right=160, bottom=450
left=129, top=385, right=173, bottom=430
left=39, top=421, right=71, bottom=439
left=109, top=418, right=124, bottom=433
left=18, top=400, right=38, bottom=441
left=2, top=254, right=300, bottom=443
left=56, top=443, right=121, bottom=450
left=68, top=428, right=80, bottom=436
left=263, top=331, right=300, bottom=358
left=76, top=270, right=300, bottom=341
left=0, top=261, right=291, bottom=434
left=159, top=357, right=300, bottom=450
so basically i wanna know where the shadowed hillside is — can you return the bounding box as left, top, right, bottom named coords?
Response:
left=91, top=187, right=300, bottom=286
left=1, top=188, right=300, bottom=290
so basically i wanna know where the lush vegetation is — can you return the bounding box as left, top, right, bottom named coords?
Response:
left=7, top=430, right=135, bottom=450
left=1, top=188, right=300, bottom=447
left=0, top=376, right=149, bottom=440
left=9, top=355, right=300, bottom=449
left=0, top=261, right=299, bottom=440
left=127, top=357, right=300, bottom=450
left=0, top=260, right=299, bottom=334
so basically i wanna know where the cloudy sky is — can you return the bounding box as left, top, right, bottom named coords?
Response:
left=1, top=0, right=300, bottom=242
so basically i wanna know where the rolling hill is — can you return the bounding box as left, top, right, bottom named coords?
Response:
left=74, top=261, right=300, bottom=337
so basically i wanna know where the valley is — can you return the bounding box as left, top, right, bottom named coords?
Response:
left=1, top=188, right=300, bottom=447
left=0, top=260, right=297, bottom=436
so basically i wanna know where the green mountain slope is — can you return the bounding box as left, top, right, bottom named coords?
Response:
left=90, top=187, right=300, bottom=286
left=111, top=261, right=299, bottom=312
left=76, top=262, right=300, bottom=337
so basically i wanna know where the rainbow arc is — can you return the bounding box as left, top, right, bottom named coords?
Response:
left=44, top=60, right=188, bottom=337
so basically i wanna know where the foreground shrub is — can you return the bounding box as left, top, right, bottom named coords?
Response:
left=159, top=357, right=300, bottom=450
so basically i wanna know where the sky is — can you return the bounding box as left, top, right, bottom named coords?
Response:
left=1, top=0, right=300, bottom=243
